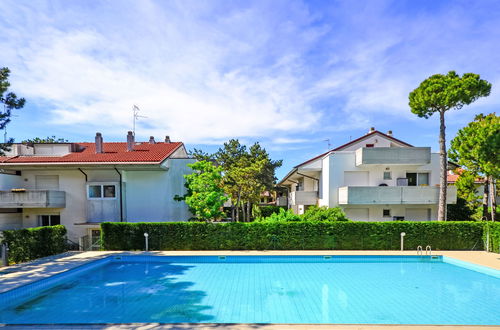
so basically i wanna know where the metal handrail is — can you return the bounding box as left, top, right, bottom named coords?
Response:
left=417, top=245, right=423, bottom=255
left=425, top=245, right=432, bottom=256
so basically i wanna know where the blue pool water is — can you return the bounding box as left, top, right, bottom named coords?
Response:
left=0, top=255, right=499, bottom=325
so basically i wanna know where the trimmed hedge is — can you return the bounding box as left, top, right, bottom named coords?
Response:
left=101, top=221, right=485, bottom=251
left=1, top=225, right=67, bottom=263
left=484, top=222, right=500, bottom=253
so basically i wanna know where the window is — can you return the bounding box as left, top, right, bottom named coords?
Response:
left=88, top=185, right=102, bottom=198
left=366, top=143, right=374, bottom=148
left=383, top=171, right=392, bottom=180
left=39, top=215, right=60, bottom=226
left=383, top=209, right=391, bottom=217
left=406, top=173, right=429, bottom=186
left=103, top=185, right=116, bottom=198
left=88, top=184, right=117, bottom=199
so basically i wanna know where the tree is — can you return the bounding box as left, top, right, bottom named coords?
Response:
left=409, top=71, right=491, bottom=221
left=176, top=161, right=228, bottom=221
left=0, top=67, right=25, bottom=155
left=191, top=139, right=282, bottom=222
left=22, top=136, right=68, bottom=144
left=449, top=113, right=499, bottom=221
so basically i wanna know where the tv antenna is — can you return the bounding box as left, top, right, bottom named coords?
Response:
left=323, top=139, right=331, bottom=150
left=132, top=105, right=147, bottom=136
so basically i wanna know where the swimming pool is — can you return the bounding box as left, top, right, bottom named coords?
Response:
left=0, top=255, right=499, bottom=325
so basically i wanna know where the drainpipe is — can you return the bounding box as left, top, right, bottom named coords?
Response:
left=78, top=168, right=88, bottom=182
left=114, top=167, right=124, bottom=222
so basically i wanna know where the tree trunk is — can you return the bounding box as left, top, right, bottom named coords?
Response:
left=438, top=110, right=447, bottom=221
left=246, top=202, right=251, bottom=222
left=483, top=177, right=490, bottom=220
left=490, top=177, right=497, bottom=222
left=235, top=189, right=242, bottom=222
left=231, top=205, right=235, bottom=222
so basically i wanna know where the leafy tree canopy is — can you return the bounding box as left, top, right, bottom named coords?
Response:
left=449, top=113, right=500, bottom=179
left=22, top=136, right=69, bottom=144
left=180, top=161, right=228, bottom=221
left=0, top=67, right=25, bottom=155
left=409, top=71, right=491, bottom=118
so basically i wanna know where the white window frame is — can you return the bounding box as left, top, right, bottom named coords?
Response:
left=405, top=172, right=430, bottom=186
left=38, top=214, right=61, bottom=226
left=87, top=183, right=118, bottom=200
left=383, top=171, right=392, bottom=180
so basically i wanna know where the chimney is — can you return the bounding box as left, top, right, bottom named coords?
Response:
left=95, top=132, right=104, bottom=153
left=149, top=136, right=155, bottom=144
left=127, top=131, right=134, bottom=151
left=387, top=130, right=393, bottom=137
left=165, top=135, right=171, bottom=143
left=368, top=127, right=375, bottom=134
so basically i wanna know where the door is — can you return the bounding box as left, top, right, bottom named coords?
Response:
left=36, top=175, right=59, bottom=190
left=406, top=208, right=429, bottom=221
left=406, top=173, right=417, bottom=186
left=344, top=171, right=369, bottom=186
left=344, top=208, right=369, bottom=221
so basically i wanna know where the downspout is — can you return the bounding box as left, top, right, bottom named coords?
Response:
left=114, top=167, right=124, bottom=222
left=78, top=168, right=88, bottom=182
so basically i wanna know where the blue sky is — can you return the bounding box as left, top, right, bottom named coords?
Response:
left=1, top=0, right=499, bottom=179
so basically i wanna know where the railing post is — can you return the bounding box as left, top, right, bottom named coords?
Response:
left=1, top=243, right=9, bottom=267
left=400, top=232, right=406, bottom=251
left=144, top=233, right=149, bottom=252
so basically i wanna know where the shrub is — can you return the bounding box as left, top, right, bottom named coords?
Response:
left=259, top=205, right=286, bottom=218
left=484, top=222, right=500, bottom=253
left=255, top=208, right=301, bottom=222
left=101, top=221, right=484, bottom=251
left=1, top=225, right=67, bottom=263
left=302, top=206, right=349, bottom=221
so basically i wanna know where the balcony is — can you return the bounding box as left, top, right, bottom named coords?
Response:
left=289, top=191, right=318, bottom=206
left=355, top=147, right=431, bottom=166
left=0, top=190, right=66, bottom=208
left=276, top=196, right=288, bottom=206
left=338, top=186, right=457, bottom=205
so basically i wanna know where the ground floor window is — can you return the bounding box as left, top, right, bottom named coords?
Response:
left=39, top=215, right=61, bottom=226
left=383, top=209, right=391, bottom=217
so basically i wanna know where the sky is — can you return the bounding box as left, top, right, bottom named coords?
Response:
left=1, top=0, right=499, bottom=179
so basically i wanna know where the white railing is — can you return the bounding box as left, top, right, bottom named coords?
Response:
left=289, top=191, right=318, bottom=206
left=355, top=147, right=431, bottom=166
left=338, top=186, right=457, bottom=205
left=0, top=190, right=66, bottom=208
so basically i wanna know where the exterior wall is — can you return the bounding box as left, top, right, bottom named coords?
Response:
left=0, top=160, right=194, bottom=240
left=124, top=159, right=194, bottom=222
left=344, top=205, right=437, bottom=221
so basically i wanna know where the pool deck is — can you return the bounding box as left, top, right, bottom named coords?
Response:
left=1, top=250, right=499, bottom=329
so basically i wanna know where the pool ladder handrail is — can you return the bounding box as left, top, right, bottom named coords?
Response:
left=416, top=245, right=423, bottom=255
left=425, top=245, right=432, bottom=256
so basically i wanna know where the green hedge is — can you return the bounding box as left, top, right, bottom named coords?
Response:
left=484, top=222, right=500, bottom=253
left=101, top=221, right=485, bottom=251
left=1, top=225, right=67, bottom=263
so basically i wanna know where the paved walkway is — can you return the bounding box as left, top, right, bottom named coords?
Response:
left=1, top=250, right=499, bottom=329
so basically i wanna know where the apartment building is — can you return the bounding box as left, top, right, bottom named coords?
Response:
left=0, top=132, right=194, bottom=243
left=278, top=128, right=457, bottom=221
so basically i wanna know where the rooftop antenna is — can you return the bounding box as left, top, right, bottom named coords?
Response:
left=323, top=139, right=331, bottom=150
left=132, top=105, right=147, bottom=136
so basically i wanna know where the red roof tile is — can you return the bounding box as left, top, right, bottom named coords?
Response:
left=0, top=142, right=183, bottom=164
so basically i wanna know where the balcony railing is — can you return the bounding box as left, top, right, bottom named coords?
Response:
left=289, top=191, right=318, bottom=206
left=355, top=147, right=431, bottom=166
left=338, top=186, right=457, bottom=205
left=0, top=190, right=66, bottom=208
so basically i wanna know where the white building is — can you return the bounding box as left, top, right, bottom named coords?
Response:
left=278, top=128, right=457, bottom=221
left=0, top=132, right=194, bottom=244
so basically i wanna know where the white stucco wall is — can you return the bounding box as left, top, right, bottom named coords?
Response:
left=124, top=159, right=194, bottom=222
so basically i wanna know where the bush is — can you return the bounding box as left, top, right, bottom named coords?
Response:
left=1, top=225, right=67, bottom=264
left=101, top=221, right=484, bottom=251
left=484, top=222, right=500, bottom=253
left=302, top=206, right=349, bottom=221
left=255, top=208, right=302, bottom=222
left=259, top=205, right=286, bottom=218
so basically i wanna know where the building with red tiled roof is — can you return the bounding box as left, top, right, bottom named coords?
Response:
left=278, top=128, right=457, bottom=221
left=0, top=132, right=195, bottom=244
